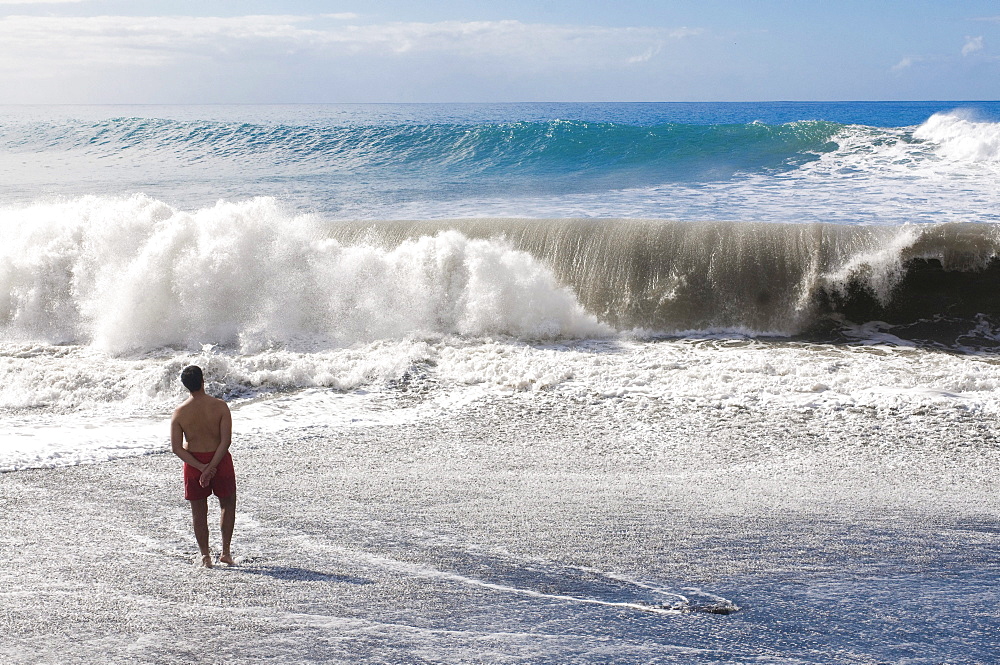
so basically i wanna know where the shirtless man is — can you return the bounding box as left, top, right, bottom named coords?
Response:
left=170, top=365, right=237, bottom=568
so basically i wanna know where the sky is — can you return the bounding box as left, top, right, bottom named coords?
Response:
left=0, top=0, right=997, bottom=103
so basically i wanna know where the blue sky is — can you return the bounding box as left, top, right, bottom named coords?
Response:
left=0, top=0, right=997, bottom=103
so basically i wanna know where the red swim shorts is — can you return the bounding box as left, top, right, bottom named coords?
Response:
left=183, top=451, right=236, bottom=501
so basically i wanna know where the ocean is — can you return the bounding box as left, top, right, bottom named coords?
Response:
left=3, top=102, right=1000, bottom=663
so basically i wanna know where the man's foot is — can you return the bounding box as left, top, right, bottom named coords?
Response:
left=219, top=553, right=236, bottom=566
left=200, top=554, right=213, bottom=568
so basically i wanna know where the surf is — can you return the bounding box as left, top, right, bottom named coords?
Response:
left=3, top=195, right=1000, bottom=353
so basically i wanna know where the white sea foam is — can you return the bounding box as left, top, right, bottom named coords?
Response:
left=4, top=335, right=999, bottom=471
left=374, top=113, right=1000, bottom=224
left=913, top=111, right=1000, bottom=162
left=16, top=194, right=975, bottom=348
left=2, top=194, right=999, bottom=471
left=0, top=195, right=608, bottom=353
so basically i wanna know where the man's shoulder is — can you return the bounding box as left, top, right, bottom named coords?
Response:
left=174, top=393, right=228, bottom=415
left=201, top=395, right=231, bottom=418
left=210, top=395, right=230, bottom=410
left=170, top=404, right=187, bottom=422
left=172, top=398, right=193, bottom=419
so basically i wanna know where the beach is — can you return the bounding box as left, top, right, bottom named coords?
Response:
left=4, top=339, right=1000, bottom=664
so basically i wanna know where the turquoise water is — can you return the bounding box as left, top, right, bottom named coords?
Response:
left=2, top=101, right=999, bottom=220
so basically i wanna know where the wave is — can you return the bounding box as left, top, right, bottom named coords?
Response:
left=5, top=112, right=998, bottom=179
left=332, top=217, right=1000, bottom=346
left=789, top=112, right=1000, bottom=185
left=0, top=196, right=607, bottom=353
left=4, top=110, right=1000, bottom=225
left=2, top=195, right=999, bottom=353
left=913, top=112, right=1000, bottom=162
left=1, top=115, right=842, bottom=178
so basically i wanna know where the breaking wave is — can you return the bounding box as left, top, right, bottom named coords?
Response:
left=2, top=195, right=999, bottom=354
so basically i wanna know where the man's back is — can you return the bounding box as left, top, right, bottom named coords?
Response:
left=173, top=394, right=230, bottom=453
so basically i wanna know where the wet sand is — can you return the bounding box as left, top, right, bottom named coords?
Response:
left=3, top=391, right=1000, bottom=664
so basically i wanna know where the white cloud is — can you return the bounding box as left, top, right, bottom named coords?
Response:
left=0, top=15, right=691, bottom=71
left=314, top=19, right=677, bottom=64
left=0, top=15, right=323, bottom=70
left=892, top=35, right=990, bottom=76
left=0, top=14, right=706, bottom=102
left=0, top=0, right=87, bottom=4
left=962, top=35, right=984, bottom=56
left=668, top=27, right=703, bottom=39
left=627, top=45, right=661, bottom=64
left=891, top=56, right=916, bottom=72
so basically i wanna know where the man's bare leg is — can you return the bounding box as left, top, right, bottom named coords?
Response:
left=190, top=498, right=212, bottom=567
left=218, top=493, right=237, bottom=566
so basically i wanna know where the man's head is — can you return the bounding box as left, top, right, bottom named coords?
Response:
left=180, top=365, right=204, bottom=393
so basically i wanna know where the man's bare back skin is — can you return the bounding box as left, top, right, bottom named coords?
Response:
left=170, top=365, right=237, bottom=568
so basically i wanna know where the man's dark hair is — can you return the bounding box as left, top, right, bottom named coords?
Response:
left=180, top=365, right=204, bottom=393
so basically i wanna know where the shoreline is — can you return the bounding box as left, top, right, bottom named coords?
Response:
left=3, top=391, right=1000, bottom=663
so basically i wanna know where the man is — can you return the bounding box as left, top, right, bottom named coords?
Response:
left=170, top=365, right=237, bottom=568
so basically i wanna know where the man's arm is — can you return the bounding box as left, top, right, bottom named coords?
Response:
left=171, top=414, right=209, bottom=471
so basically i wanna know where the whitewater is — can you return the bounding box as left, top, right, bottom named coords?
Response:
left=3, top=102, right=1000, bottom=664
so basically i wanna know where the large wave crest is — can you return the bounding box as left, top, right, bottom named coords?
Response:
left=0, top=195, right=608, bottom=353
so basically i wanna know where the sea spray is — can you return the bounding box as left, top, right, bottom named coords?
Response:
left=3, top=196, right=1000, bottom=352
left=912, top=111, right=1000, bottom=162
left=0, top=195, right=608, bottom=353
left=328, top=217, right=1000, bottom=336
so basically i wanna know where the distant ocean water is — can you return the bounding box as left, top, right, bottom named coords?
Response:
left=2, top=101, right=1000, bottom=467
left=3, top=102, right=999, bottom=221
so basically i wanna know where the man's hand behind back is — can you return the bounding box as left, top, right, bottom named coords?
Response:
left=200, top=466, right=217, bottom=488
